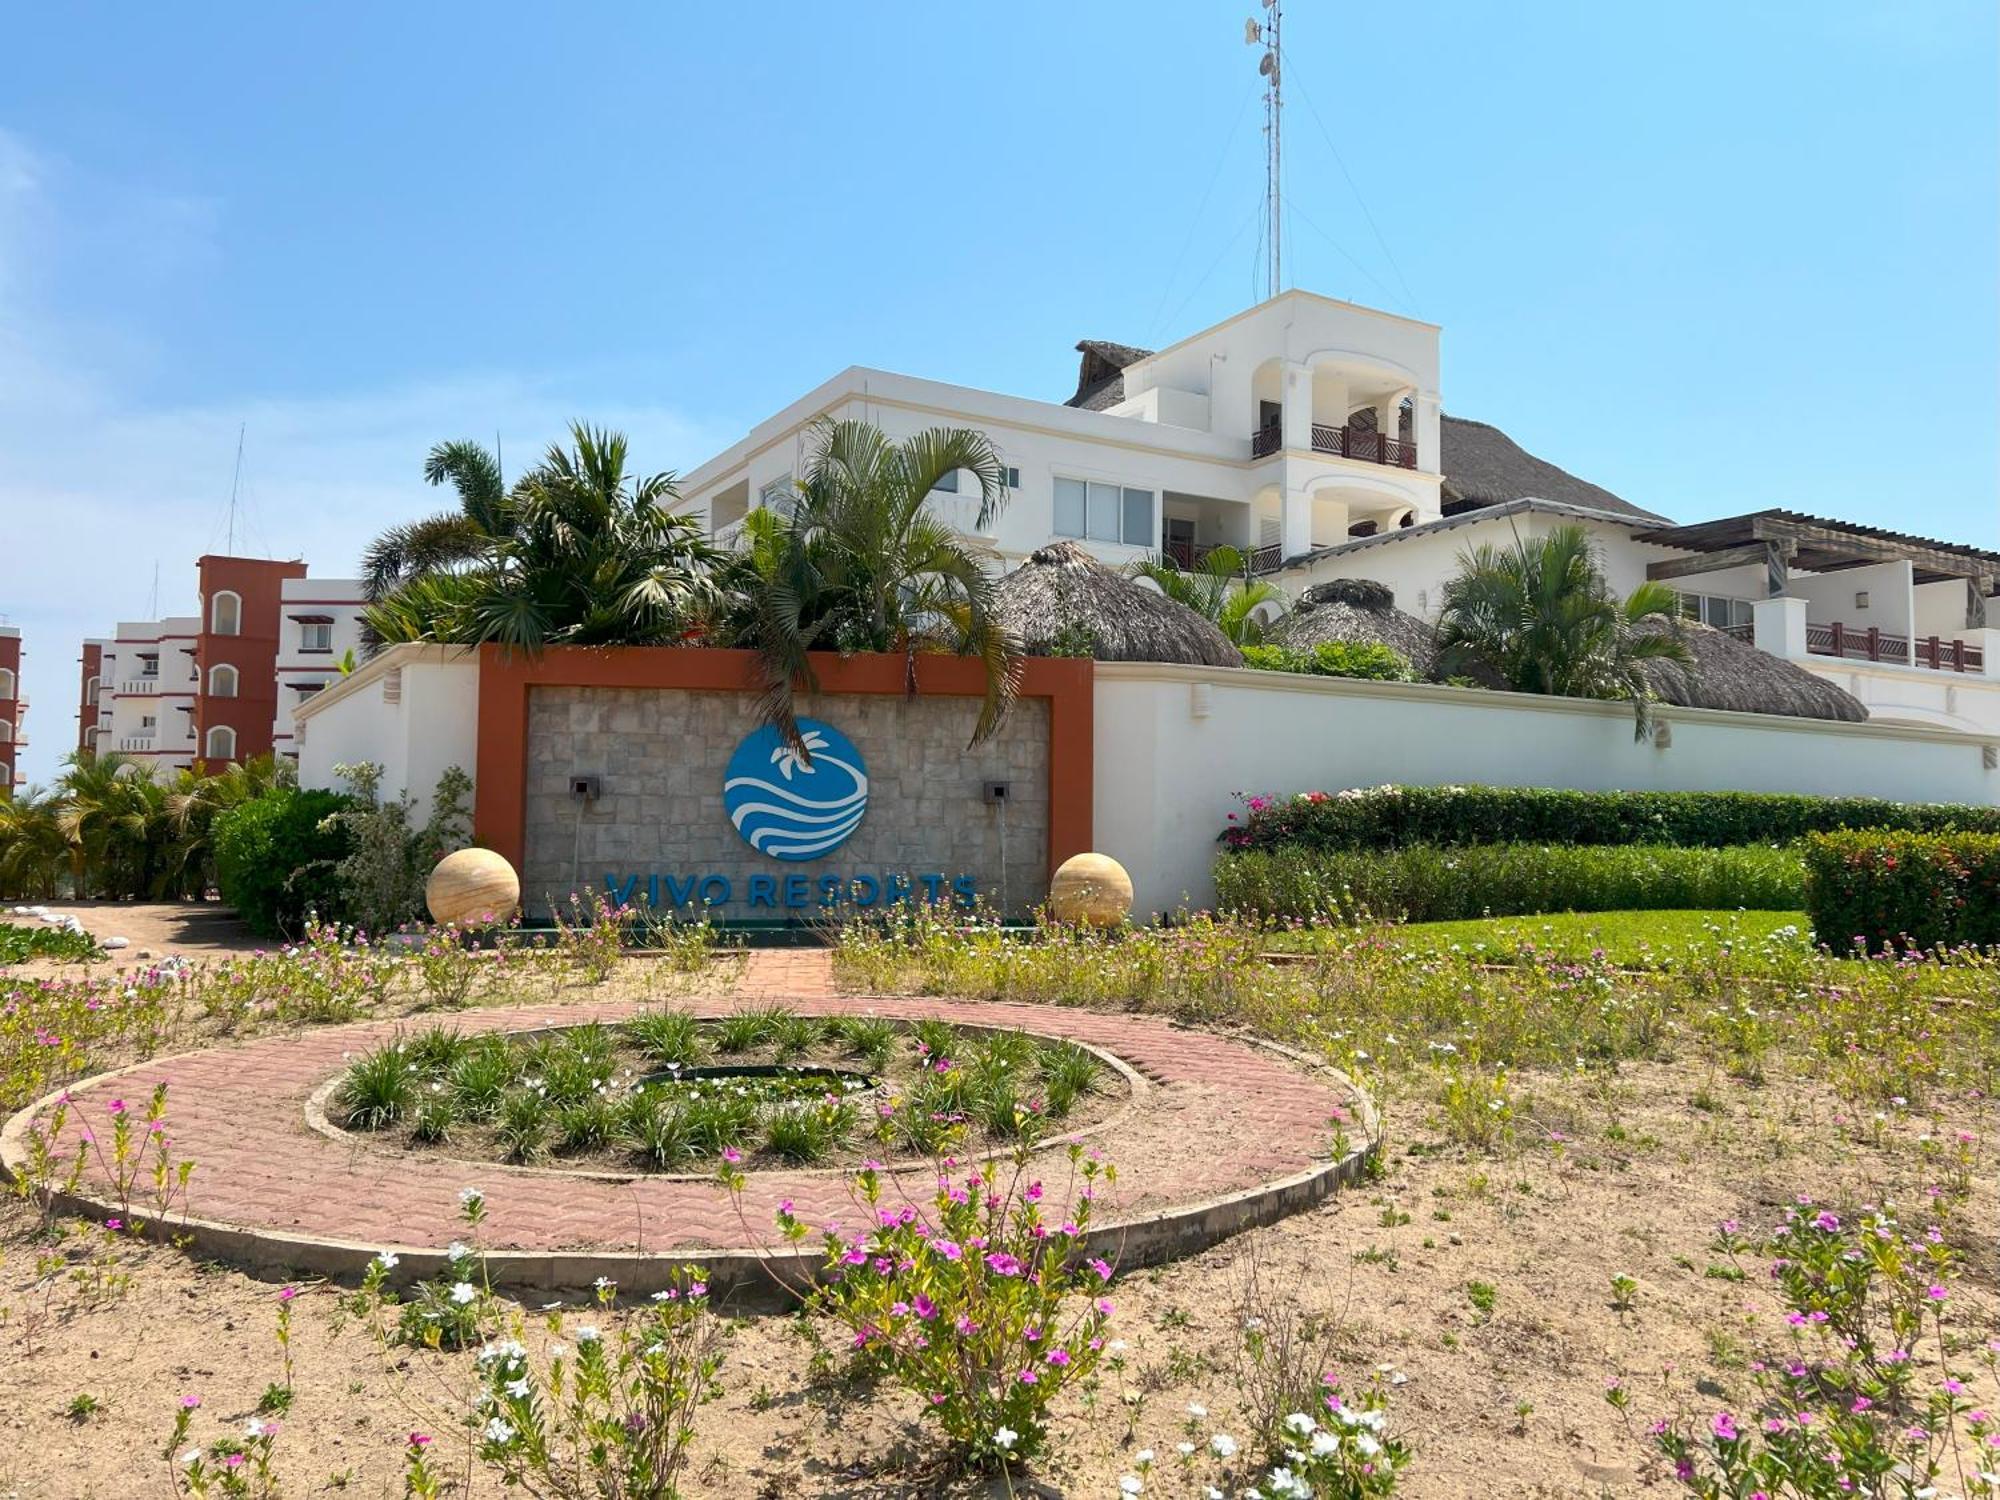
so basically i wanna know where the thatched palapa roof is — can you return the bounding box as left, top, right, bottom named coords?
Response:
left=1266, top=578, right=1437, bottom=673
left=995, top=542, right=1243, bottom=667
left=1640, top=620, right=1868, bottom=722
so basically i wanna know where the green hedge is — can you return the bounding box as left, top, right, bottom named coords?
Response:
left=1215, top=841, right=1804, bottom=924
left=1802, top=830, right=2000, bottom=953
left=1224, top=784, right=2000, bottom=854
left=1238, top=641, right=1413, bottom=681
left=213, top=788, right=356, bottom=937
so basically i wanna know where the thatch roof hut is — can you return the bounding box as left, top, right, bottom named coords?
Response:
left=1640, top=619, right=1868, bottom=722
left=995, top=542, right=1243, bottom=667
left=1265, top=578, right=1437, bottom=672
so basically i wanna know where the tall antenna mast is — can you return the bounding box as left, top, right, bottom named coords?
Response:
left=1247, top=0, right=1282, bottom=299
left=148, top=560, right=160, bottom=619
left=226, top=422, right=246, bottom=554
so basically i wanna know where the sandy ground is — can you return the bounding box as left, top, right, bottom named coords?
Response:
left=4, top=900, right=264, bottom=974
left=0, top=1040, right=1991, bottom=1499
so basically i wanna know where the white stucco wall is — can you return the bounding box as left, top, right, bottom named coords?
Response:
left=294, top=646, right=479, bottom=822
left=1092, top=662, right=2000, bottom=919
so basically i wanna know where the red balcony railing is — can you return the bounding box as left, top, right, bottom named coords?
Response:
left=1309, top=424, right=1419, bottom=469
left=1805, top=622, right=1985, bottom=673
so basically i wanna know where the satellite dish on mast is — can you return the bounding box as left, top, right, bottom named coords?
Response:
left=1244, top=17, right=1261, bottom=43
left=1258, top=52, right=1275, bottom=76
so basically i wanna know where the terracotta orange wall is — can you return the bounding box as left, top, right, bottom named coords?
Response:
left=473, top=646, right=1093, bottom=881
left=77, top=642, right=101, bottom=752
left=0, top=632, right=18, bottom=795
left=194, top=556, right=307, bottom=764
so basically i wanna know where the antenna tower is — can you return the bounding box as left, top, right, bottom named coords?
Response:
left=1246, top=0, right=1282, bottom=299
left=226, top=422, right=246, bottom=553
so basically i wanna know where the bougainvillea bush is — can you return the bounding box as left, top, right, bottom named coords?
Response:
left=1802, top=829, right=2000, bottom=953
left=745, top=1143, right=1118, bottom=1469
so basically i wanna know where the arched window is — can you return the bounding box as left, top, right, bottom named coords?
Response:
left=210, top=591, right=242, bottom=636
left=0, top=719, right=11, bottom=744
left=85, top=674, right=100, bottom=707
left=204, top=725, right=237, bottom=761
left=0, top=668, right=13, bottom=699
left=208, top=663, right=239, bottom=697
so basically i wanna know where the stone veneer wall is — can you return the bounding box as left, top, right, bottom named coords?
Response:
left=521, top=687, right=1050, bottom=918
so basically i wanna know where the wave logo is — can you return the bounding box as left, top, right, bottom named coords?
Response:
left=722, top=719, right=870, bottom=862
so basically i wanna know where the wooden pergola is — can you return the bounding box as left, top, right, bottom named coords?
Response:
left=1636, top=509, right=1999, bottom=628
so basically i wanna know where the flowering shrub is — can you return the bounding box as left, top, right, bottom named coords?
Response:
left=1803, top=829, right=2000, bottom=953
left=471, top=1269, right=724, bottom=1499
left=1649, top=1199, right=1998, bottom=1500
left=749, top=1143, right=1117, bottom=1468
left=163, top=1395, right=285, bottom=1498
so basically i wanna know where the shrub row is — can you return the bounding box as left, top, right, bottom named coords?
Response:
left=1238, top=641, right=1413, bottom=682
left=1802, top=830, right=2000, bottom=953
left=1224, top=783, right=2000, bottom=854
left=1214, top=841, right=1804, bottom=924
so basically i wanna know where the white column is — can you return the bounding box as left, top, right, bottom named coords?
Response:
left=1282, top=361, right=1315, bottom=451
left=1415, top=392, right=1442, bottom=475
left=1965, top=629, right=2000, bottom=679
left=1751, top=595, right=1809, bottom=658
left=1280, top=483, right=1313, bottom=561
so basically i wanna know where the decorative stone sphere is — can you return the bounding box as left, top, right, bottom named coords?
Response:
left=425, top=848, right=520, bottom=928
left=1048, top=852, right=1134, bottom=927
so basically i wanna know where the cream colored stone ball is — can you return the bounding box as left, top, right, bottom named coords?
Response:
left=425, top=848, right=521, bottom=928
left=1047, top=852, right=1134, bottom=927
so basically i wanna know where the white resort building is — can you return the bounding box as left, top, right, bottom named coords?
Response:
left=678, top=289, right=1999, bottom=735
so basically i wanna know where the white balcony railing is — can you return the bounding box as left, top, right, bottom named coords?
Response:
left=117, top=735, right=155, bottom=751
left=118, top=678, right=163, bottom=695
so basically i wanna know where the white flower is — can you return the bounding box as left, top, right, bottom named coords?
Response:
left=245, top=1418, right=272, bottom=1438
left=483, top=1416, right=516, bottom=1444
left=1176, top=1442, right=1196, bottom=1457
left=1310, top=1430, right=1340, bottom=1456
left=1204, top=1490, right=1225, bottom=1500
left=1353, top=1432, right=1382, bottom=1459
left=993, top=1426, right=1018, bottom=1451
left=593, top=1275, right=615, bottom=1291
left=650, top=1289, right=674, bottom=1302
left=1118, top=1478, right=1143, bottom=1496
left=547, top=1341, right=568, bottom=1360
left=374, top=1250, right=400, bottom=1270
left=447, top=1241, right=470, bottom=1261
left=1210, top=1433, right=1238, bottom=1458
left=1135, top=1449, right=1155, bottom=1464
left=180, top=1449, right=201, bottom=1466
left=504, top=1377, right=531, bottom=1398
left=1283, top=1411, right=1317, bottom=1436
left=574, top=1324, right=602, bottom=1343
left=449, top=1281, right=478, bottom=1305
left=458, top=1186, right=484, bottom=1207
left=1186, top=1402, right=1208, bottom=1419
left=1122, top=1390, right=1143, bottom=1406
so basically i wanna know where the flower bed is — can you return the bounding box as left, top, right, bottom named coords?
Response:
left=331, top=1008, right=1121, bottom=1173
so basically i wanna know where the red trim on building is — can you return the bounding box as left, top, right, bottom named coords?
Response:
left=472, top=646, right=1094, bottom=882
left=194, top=555, right=308, bottom=763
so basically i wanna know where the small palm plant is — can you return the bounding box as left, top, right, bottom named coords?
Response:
left=1127, top=544, right=1283, bottom=646
left=719, top=417, right=1018, bottom=754
left=1433, top=523, right=1692, bottom=739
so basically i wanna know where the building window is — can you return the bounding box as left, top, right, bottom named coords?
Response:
left=140, top=714, right=157, bottom=734
left=85, top=675, right=100, bottom=707
left=1053, top=478, right=1154, bottom=546
left=758, top=475, right=795, bottom=519
left=205, top=725, right=237, bottom=760
left=931, top=470, right=960, bottom=494
left=0, top=720, right=11, bottom=744
left=210, top=591, right=242, bottom=635
left=138, top=655, right=159, bottom=679
left=300, top=621, right=332, bottom=652
left=209, top=663, right=239, bottom=697
left=1002, top=466, right=1021, bottom=490
left=1676, top=592, right=1753, bottom=631
left=0, top=668, right=12, bottom=699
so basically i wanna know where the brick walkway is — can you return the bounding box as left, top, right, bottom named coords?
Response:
left=8, top=951, right=1367, bottom=1284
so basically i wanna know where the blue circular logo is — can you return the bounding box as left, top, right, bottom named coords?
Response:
left=722, top=718, right=870, bottom=861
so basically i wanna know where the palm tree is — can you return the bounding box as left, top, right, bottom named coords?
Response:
left=56, top=752, right=168, bottom=897
left=1127, top=546, right=1283, bottom=646
left=1433, top=523, right=1692, bottom=739
left=363, top=423, right=721, bottom=650
left=361, top=440, right=511, bottom=601
left=721, top=417, right=1017, bottom=753
left=0, top=786, right=71, bottom=899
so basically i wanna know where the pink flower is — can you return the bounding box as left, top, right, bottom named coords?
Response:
left=180, top=1395, right=201, bottom=1409
left=984, top=1252, right=1023, bottom=1277
left=277, top=1285, right=298, bottom=1302
left=1047, top=1348, right=1070, bottom=1366
left=933, top=1239, right=963, bottom=1262
left=1712, top=1412, right=1740, bottom=1442
left=408, top=1433, right=432, bottom=1447
left=721, top=1147, right=742, bottom=1164
left=1927, top=1284, right=1948, bottom=1301
left=107, top=1099, right=126, bottom=1115
left=1024, top=1182, right=1043, bottom=1202
left=1017, top=1367, right=1039, bottom=1385
left=1088, top=1257, right=1113, bottom=1282
left=913, top=1294, right=937, bottom=1320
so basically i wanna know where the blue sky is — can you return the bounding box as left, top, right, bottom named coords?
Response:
left=3, top=1, right=1994, bottom=784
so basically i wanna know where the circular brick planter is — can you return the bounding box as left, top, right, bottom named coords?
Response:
left=2, top=988, right=1377, bottom=1311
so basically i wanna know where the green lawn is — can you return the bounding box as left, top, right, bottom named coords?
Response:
left=1272, top=908, right=1812, bottom=969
